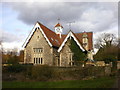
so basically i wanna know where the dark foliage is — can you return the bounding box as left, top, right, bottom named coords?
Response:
left=7, top=55, right=19, bottom=64
left=94, top=45, right=118, bottom=63
left=69, top=37, right=87, bottom=61
left=6, top=64, right=25, bottom=73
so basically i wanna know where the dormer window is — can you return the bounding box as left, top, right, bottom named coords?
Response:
left=55, top=39, right=58, bottom=42
left=83, top=38, right=88, bottom=44
left=51, top=38, right=54, bottom=41
left=82, top=33, right=88, bottom=50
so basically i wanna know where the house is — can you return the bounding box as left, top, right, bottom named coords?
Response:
left=22, top=21, right=93, bottom=67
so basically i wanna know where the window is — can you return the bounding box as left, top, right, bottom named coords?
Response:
left=68, top=53, right=73, bottom=66
left=36, top=58, right=38, bottom=64
left=83, top=38, right=88, bottom=43
left=39, top=58, right=40, bottom=64
left=41, top=58, right=43, bottom=64
left=33, top=57, right=43, bottom=64
left=34, top=58, right=35, bottom=63
left=33, top=48, right=43, bottom=53
left=51, top=38, right=54, bottom=41
left=55, top=39, right=58, bottom=42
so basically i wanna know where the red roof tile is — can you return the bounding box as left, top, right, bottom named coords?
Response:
left=74, top=32, right=93, bottom=50
left=38, top=22, right=92, bottom=50
left=38, top=22, right=66, bottom=47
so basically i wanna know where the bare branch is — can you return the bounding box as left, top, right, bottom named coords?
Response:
left=95, top=33, right=116, bottom=49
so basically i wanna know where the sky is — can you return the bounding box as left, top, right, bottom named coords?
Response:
left=0, top=1, right=119, bottom=52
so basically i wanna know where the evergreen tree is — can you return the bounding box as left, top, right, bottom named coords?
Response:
left=69, top=37, right=87, bottom=64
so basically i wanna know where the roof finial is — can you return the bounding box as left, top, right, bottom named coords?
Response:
left=58, top=18, right=60, bottom=23
left=67, top=21, right=75, bottom=30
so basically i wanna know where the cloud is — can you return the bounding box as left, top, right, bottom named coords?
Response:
left=0, top=29, right=26, bottom=50
left=8, top=2, right=118, bottom=34
left=0, top=29, right=24, bottom=43
left=2, top=2, right=118, bottom=50
left=2, top=42, right=24, bottom=51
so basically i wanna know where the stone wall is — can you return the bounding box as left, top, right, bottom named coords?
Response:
left=52, top=48, right=60, bottom=66
left=60, top=39, right=72, bottom=67
left=95, top=61, right=105, bottom=66
left=24, top=28, right=53, bottom=66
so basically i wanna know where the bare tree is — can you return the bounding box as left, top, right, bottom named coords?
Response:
left=95, top=33, right=116, bottom=49
left=94, top=33, right=118, bottom=63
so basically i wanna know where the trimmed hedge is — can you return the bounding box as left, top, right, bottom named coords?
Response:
left=3, top=65, right=111, bottom=81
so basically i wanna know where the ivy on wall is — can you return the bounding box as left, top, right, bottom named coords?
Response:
left=68, top=37, right=87, bottom=61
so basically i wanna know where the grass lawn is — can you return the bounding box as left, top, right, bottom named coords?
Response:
left=2, top=76, right=116, bottom=88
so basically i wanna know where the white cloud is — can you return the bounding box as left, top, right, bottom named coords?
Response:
left=0, top=29, right=25, bottom=51
left=1, top=2, right=118, bottom=50
left=2, top=42, right=23, bottom=51
left=0, top=29, right=22, bottom=42
left=8, top=2, right=117, bottom=32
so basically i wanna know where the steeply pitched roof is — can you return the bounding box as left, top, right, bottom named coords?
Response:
left=23, top=21, right=93, bottom=51
left=74, top=32, right=93, bottom=50
left=58, top=31, right=85, bottom=52
left=38, top=22, right=65, bottom=47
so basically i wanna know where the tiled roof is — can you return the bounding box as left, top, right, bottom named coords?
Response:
left=54, top=23, right=63, bottom=28
left=38, top=22, right=66, bottom=47
left=74, top=32, right=93, bottom=50
left=36, top=22, right=92, bottom=50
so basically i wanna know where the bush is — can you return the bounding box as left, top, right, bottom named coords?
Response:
left=6, top=64, right=26, bottom=73
left=7, top=56, right=19, bottom=64
left=31, top=65, right=55, bottom=81
left=28, top=66, right=106, bottom=81
left=3, top=64, right=108, bottom=81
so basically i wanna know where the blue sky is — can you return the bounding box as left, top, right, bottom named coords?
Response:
left=2, top=3, right=32, bottom=36
left=1, top=3, right=33, bottom=51
left=0, top=2, right=118, bottom=52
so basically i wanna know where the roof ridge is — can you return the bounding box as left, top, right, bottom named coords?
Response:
left=37, top=21, right=56, bottom=34
left=72, top=32, right=86, bottom=50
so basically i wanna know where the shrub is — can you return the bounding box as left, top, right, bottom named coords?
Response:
left=31, top=65, right=55, bottom=81
left=6, top=64, right=24, bottom=73
left=3, top=64, right=108, bottom=81
left=7, top=56, right=19, bottom=64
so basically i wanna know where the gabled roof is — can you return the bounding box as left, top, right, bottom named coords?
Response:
left=74, top=32, right=93, bottom=50
left=58, top=31, right=85, bottom=52
left=23, top=21, right=93, bottom=51
left=23, top=22, right=66, bottom=48
left=22, top=22, right=53, bottom=48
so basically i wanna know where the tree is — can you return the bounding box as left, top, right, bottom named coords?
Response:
left=18, top=50, right=24, bottom=62
left=94, top=33, right=118, bottom=63
left=117, top=38, right=120, bottom=61
left=94, top=33, right=116, bottom=49
left=69, top=37, right=87, bottom=65
left=7, top=55, right=19, bottom=64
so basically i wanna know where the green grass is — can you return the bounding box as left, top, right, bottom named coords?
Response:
left=2, top=77, right=116, bottom=88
